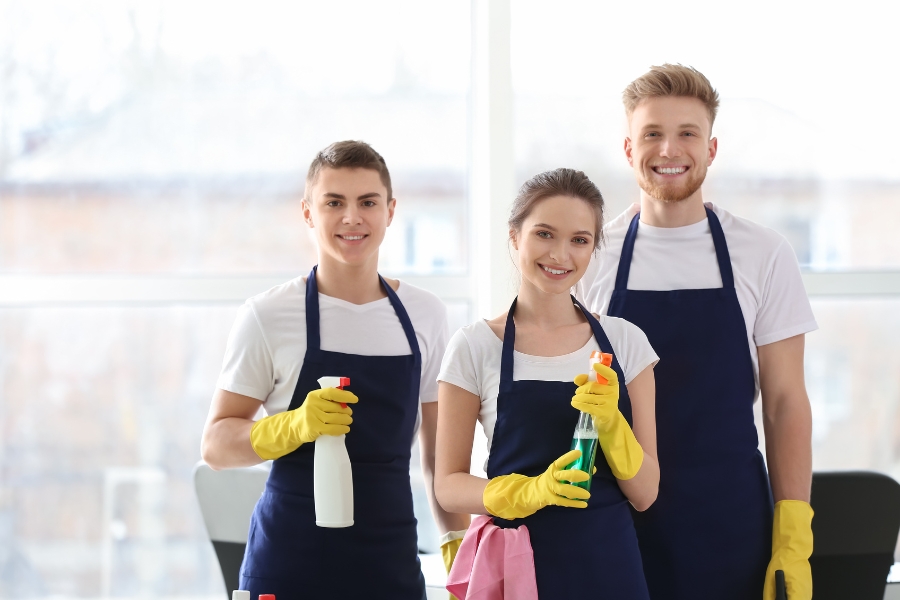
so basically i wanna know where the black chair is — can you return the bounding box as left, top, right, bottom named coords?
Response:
left=193, top=461, right=269, bottom=598
left=810, top=471, right=900, bottom=600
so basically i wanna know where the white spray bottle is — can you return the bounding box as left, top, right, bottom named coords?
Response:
left=314, top=376, right=354, bottom=527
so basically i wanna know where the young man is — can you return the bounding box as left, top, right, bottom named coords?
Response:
left=201, top=140, right=469, bottom=598
left=579, top=65, right=816, bottom=600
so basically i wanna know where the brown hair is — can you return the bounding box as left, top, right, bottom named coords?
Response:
left=623, top=64, right=720, bottom=128
left=305, top=140, right=392, bottom=199
left=508, top=168, right=605, bottom=250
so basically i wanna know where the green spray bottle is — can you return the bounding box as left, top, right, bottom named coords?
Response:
left=566, top=351, right=613, bottom=491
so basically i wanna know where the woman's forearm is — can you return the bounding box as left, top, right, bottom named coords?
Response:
left=435, top=382, right=487, bottom=515
left=419, top=402, right=472, bottom=532
left=436, top=471, right=490, bottom=516
left=616, top=452, right=659, bottom=511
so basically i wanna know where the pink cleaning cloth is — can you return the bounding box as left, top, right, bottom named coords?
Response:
left=446, top=515, right=539, bottom=600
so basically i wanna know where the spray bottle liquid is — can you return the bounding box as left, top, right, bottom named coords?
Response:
left=567, top=351, right=613, bottom=491
left=314, top=376, right=354, bottom=527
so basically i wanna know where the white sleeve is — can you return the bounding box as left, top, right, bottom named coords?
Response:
left=216, top=302, right=274, bottom=401
left=754, top=240, right=819, bottom=346
left=437, top=329, right=480, bottom=397
left=420, top=301, right=450, bottom=404
left=602, top=316, right=659, bottom=385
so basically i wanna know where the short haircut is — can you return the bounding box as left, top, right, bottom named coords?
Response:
left=305, top=140, right=392, bottom=199
left=509, top=168, right=605, bottom=250
left=623, top=64, right=720, bottom=129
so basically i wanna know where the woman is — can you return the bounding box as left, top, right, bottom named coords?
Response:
left=435, top=168, right=660, bottom=599
left=201, top=140, right=468, bottom=599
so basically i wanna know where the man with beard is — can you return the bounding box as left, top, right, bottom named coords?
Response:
left=579, top=64, right=817, bottom=600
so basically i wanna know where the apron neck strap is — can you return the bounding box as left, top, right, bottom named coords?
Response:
left=499, top=298, right=518, bottom=389
left=572, top=295, right=615, bottom=355
left=706, top=207, right=735, bottom=289
left=613, top=213, right=641, bottom=291
left=305, top=266, right=322, bottom=351
left=613, top=206, right=735, bottom=291
left=380, top=275, right=421, bottom=358
left=305, top=265, right=421, bottom=358
left=500, top=295, right=616, bottom=389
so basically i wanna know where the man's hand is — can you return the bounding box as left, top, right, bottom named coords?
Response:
left=763, top=500, right=813, bottom=600
left=249, top=388, right=358, bottom=460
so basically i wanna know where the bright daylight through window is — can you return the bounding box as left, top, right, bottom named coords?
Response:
left=1, top=0, right=899, bottom=597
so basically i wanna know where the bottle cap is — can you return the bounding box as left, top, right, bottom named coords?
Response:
left=232, top=592, right=250, bottom=600
left=259, top=595, right=276, bottom=600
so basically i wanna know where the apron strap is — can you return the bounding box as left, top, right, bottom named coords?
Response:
left=572, top=296, right=615, bottom=356
left=304, top=265, right=421, bottom=358
left=705, top=207, right=735, bottom=289
left=499, top=298, right=518, bottom=392
left=614, top=214, right=641, bottom=291
left=379, top=275, right=422, bottom=361
left=613, top=207, right=735, bottom=291
left=500, top=296, right=623, bottom=390
left=305, top=266, right=323, bottom=351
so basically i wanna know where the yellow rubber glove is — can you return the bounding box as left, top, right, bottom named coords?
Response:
left=764, top=500, right=813, bottom=600
left=572, top=362, right=643, bottom=480
left=249, top=387, right=358, bottom=460
left=483, top=449, right=591, bottom=520
left=439, top=530, right=466, bottom=573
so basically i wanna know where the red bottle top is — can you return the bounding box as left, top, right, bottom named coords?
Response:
left=259, top=595, right=276, bottom=600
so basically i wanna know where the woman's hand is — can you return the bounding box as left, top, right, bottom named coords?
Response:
left=572, top=362, right=621, bottom=431
left=482, top=449, right=591, bottom=520
left=572, top=361, right=644, bottom=480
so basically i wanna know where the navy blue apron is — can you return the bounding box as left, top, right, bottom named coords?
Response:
left=608, top=208, right=773, bottom=600
left=240, top=266, right=426, bottom=599
left=487, top=297, right=650, bottom=600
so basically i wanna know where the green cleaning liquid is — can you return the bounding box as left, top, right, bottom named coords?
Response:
left=566, top=413, right=599, bottom=491
left=564, top=351, right=612, bottom=493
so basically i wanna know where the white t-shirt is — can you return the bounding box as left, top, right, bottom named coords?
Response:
left=217, top=277, right=449, bottom=418
left=578, top=202, right=818, bottom=398
left=437, top=316, right=658, bottom=457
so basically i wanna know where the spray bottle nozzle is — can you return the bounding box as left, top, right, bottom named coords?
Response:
left=589, top=351, right=613, bottom=385
left=317, top=376, right=351, bottom=408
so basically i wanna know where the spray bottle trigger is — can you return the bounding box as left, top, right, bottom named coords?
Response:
left=337, top=377, right=350, bottom=408
left=589, top=351, right=613, bottom=385
left=317, top=376, right=351, bottom=408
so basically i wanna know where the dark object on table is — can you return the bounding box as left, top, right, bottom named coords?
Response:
left=809, top=471, right=900, bottom=600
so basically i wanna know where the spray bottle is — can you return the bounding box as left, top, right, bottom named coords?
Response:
left=567, top=351, right=613, bottom=491
left=314, top=376, right=354, bottom=527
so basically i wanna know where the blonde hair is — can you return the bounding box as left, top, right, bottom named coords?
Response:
left=623, top=64, right=720, bottom=128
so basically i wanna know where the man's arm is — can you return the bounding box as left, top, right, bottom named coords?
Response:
left=419, top=401, right=471, bottom=534
left=201, top=388, right=265, bottom=470
left=758, top=333, right=812, bottom=502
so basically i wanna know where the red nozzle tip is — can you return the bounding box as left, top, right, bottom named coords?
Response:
left=338, top=377, right=350, bottom=408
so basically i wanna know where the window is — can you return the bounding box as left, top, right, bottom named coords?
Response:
left=0, top=2, right=470, bottom=596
